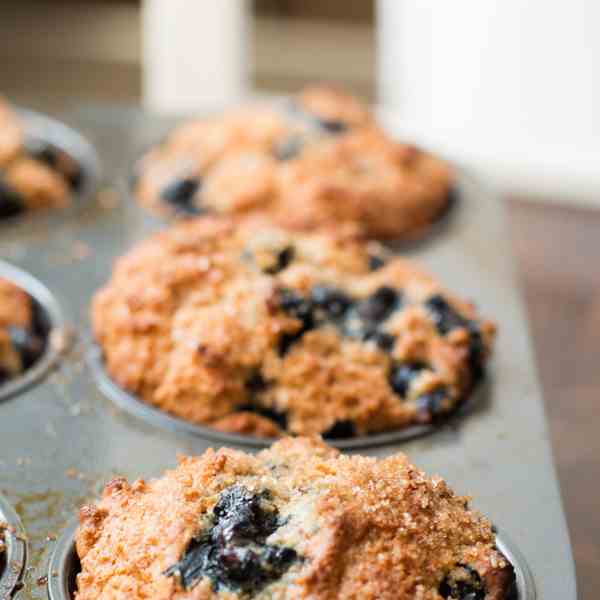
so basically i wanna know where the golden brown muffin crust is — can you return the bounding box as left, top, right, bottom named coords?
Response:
left=75, top=438, right=514, bottom=600
left=92, top=217, right=495, bottom=439
left=133, top=87, right=453, bottom=240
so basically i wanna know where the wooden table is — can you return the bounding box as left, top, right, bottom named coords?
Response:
left=509, top=199, right=599, bottom=600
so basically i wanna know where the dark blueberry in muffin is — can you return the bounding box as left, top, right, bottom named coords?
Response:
left=368, top=254, right=386, bottom=271
left=8, top=326, right=44, bottom=370
left=317, top=119, right=348, bottom=134
left=264, top=246, right=295, bottom=275
left=0, top=180, right=25, bottom=218
left=389, top=362, right=427, bottom=398
left=237, top=403, right=288, bottom=431
left=358, top=287, right=401, bottom=324
left=322, top=420, right=357, bottom=440
left=439, top=564, right=486, bottom=600
left=415, top=387, right=448, bottom=418
left=366, top=330, right=396, bottom=352
left=161, top=177, right=201, bottom=215
left=425, top=294, right=467, bottom=335
left=66, top=166, right=84, bottom=191
left=26, top=139, right=59, bottom=168
left=278, top=288, right=315, bottom=327
left=245, top=371, right=268, bottom=394
left=165, top=486, right=298, bottom=593
left=466, top=322, right=485, bottom=380
left=273, top=136, right=304, bottom=161
left=25, top=140, right=83, bottom=191
left=311, top=286, right=353, bottom=320
left=426, top=295, right=485, bottom=380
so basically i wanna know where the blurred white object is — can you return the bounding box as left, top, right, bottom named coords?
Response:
left=377, top=1, right=600, bottom=204
left=142, top=0, right=249, bottom=113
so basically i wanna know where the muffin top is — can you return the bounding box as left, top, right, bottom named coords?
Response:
left=133, top=86, right=453, bottom=240
left=0, top=278, right=45, bottom=383
left=92, top=217, right=494, bottom=439
left=76, top=437, right=515, bottom=600
left=0, top=97, right=82, bottom=218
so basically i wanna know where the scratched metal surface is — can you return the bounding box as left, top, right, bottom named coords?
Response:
left=0, top=105, right=576, bottom=599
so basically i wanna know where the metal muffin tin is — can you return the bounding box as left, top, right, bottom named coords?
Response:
left=0, top=494, right=27, bottom=599
left=0, top=105, right=576, bottom=599
left=46, top=520, right=535, bottom=600
left=0, top=261, right=67, bottom=402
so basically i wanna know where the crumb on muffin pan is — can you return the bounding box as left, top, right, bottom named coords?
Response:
left=91, top=217, right=495, bottom=445
left=131, top=85, right=455, bottom=240
left=46, top=438, right=534, bottom=600
left=0, top=98, right=101, bottom=220
left=0, top=260, right=68, bottom=399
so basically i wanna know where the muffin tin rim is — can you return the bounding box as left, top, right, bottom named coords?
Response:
left=46, top=518, right=535, bottom=600
left=0, top=260, right=67, bottom=401
left=0, top=493, right=27, bottom=599
left=87, top=343, right=487, bottom=450
left=0, top=106, right=102, bottom=227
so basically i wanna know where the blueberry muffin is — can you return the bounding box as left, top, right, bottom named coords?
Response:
left=133, top=86, right=453, bottom=240
left=0, top=278, right=46, bottom=383
left=0, top=97, right=82, bottom=218
left=92, top=217, right=494, bottom=439
left=75, top=437, right=516, bottom=600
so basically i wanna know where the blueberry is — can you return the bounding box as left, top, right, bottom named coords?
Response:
left=367, top=330, right=396, bottom=352
left=264, top=246, right=295, bottom=275
left=67, top=166, right=83, bottom=191
left=211, top=487, right=277, bottom=542
left=0, top=180, right=25, bottom=218
left=311, top=286, right=353, bottom=319
left=245, top=371, right=267, bottom=394
left=26, top=141, right=83, bottom=191
left=277, top=333, right=299, bottom=357
left=389, top=362, right=427, bottom=397
left=425, top=295, right=485, bottom=379
left=439, top=565, right=485, bottom=600
left=415, top=387, right=447, bottom=418
left=322, top=420, right=356, bottom=440
left=358, top=287, right=400, bottom=324
left=26, top=140, right=59, bottom=168
left=317, top=118, right=348, bottom=134
left=161, top=177, right=201, bottom=215
left=425, top=294, right=466, bottom=335
left=273, top=136, right=303, bottom=161
left=277, top=288, right=316, bottom=356
left=165, top=486, right=298, bottom=594
left=278, top=288, right=313, bottom=323
left=236, top=404, right=288, bottom=431
left=368, top=254, right=386, bottom=271
left=8, top=326, right=44, bottom=370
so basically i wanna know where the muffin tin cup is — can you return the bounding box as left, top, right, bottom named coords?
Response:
left=0, top=108, right=102, bottom=226
left=87, top=343, right=487, bottom=450
left=0, top=494, right=27, bottom=599
left=0, top=260, right=67, bottom=401
left=46, top=519, right=534, bottom=600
